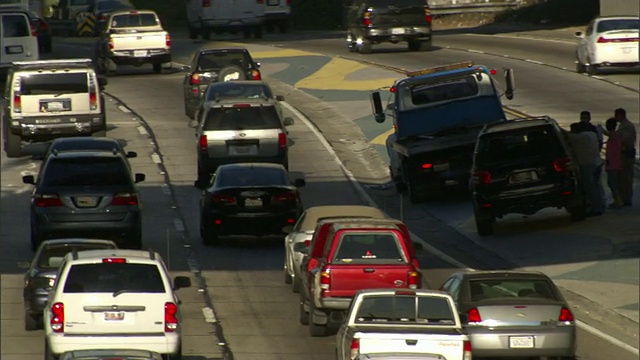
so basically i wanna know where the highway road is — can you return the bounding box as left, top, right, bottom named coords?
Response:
left=1, top=28, right=639, bottom=360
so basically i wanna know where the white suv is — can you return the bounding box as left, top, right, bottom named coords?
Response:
left=43, top=249, right=191, bottom=360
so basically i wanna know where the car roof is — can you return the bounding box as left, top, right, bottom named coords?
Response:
left=60, top=349, right=162, bottom=360
left=11, top=59, right=94, bottom=71
left=218, top=162, right=286, bottom=171
left=47, top=150, right=125, bottom=159
left=199, top=47, right=250, bottom=54
left=480, top=117, right=555, bottom=135
left=110, top=9, right=156, bottom=16
left=64, top=249, right=159, bottom=263
left=298, top=206, right=388, bottom=231
left=459, top=270, right=549, bottom=279
left=38, top=238, right=117, bottom=247
left=50, top=137, right=121, bottom=146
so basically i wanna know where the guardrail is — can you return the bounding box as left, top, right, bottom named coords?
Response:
left=431, top=2, right=521, bottom=15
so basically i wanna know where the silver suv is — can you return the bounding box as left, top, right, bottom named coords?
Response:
left=190, top=99, right=294, bottom=187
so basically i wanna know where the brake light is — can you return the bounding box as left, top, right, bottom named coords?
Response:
left=559, top=307, right=575, bottom=322
left=597, top=36, right=639, bottom=43
left=251, top=69, right=261, bottom=80
left=350, top=338, right=360, bottom=360
left=98, top=14, right=107, bottom=21
left=103, top=258, right=127, bottom=263
left=303, top=240, right=311, bottom=247
left=129, top=10, right=138, bottom=14
left=278, top=132, right=287, bottom=150
left=108, top=37, right=114, bottom=50
left=424, top=5, right=432, bottom=23
left=407, top=271, right=419, bottom=289
left=165, top=34, right=171, bottom=47
left=190, top=73, right=200, bottom=85
left=202, top=0, right=211, bottom=7
left=463, top=340, right=472, bottom=360
left=362, top=11, right=372, bottom=27
left=421, top=163, right=432, bottom=169
left=472, top=170, right=492, bottom=185
left=50, top=302, right=64, bottom=333
left=490, top=69, right=497, bottom=75
left=199, top=135, right=207, bottom=152
left=164, top=302, right=178, bottom=332
left=35, top=194, right=63, bottom=207
left=273, top=192, right=296, bottom=202
left=29, top=22, right=37, bottom=36
left=89, top=90, right=97, bottom=110
left=13, top=94, right=22, bottom=113
left=395, top=290, right=416, bottom=295
left=320, top=268, right=330, bottom=291
left=553, top=157, right=571, bottom=172
left=233, top=103, right=251, bottom=108
left=467, top=308, right=482, bottom=323
left=40, top=19, right=49, bottom=30
left=212, top=194, right=236, bottom=204
left=111, top=193, right=138, bottom=205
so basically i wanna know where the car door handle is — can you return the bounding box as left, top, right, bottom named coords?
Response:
left=406, top=339, right=418, bottom=346
left=363, top=268, right=375, bottom=273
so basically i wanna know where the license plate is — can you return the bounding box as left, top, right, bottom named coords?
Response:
left=134, top=50, right=147, bottom=57
left=40, top=99, right=71, bottom=112
left=76, top=196, right=98, bottom=207
left=229, top=145, right=257, bottom=156
left=6, top=45, right=23, bottom=54
left=509, top=336, right=534, bottom=348
left=392, top=28, right=406, bottom=35
left=433, top=163, right=450, bottom=172
left=104, top=311, right=125, bottom=321
left=244, top=198, right=263, bottom=207
left=509, top=171, right=538, bottom=184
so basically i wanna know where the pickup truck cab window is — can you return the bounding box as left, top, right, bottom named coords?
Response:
left=332, top=232, right=405, bottom=262
left=111, top=13, right=159, bottom=28
left=410, top=76, right=479, bottom=106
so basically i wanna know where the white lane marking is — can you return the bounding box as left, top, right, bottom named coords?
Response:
left=525, top=59, right=544, bottom=65
left=162, top=184, right=172, bottom=195
left=137, top=126, right=148, bottom=136
left=202, top=307, right=217, bottom=323
left=118, top=105, right=131, bottom=113
left=465, top=33, right=576, bottom=45
left=151, top=153, right=162, bottom=164
left=173, top=218, right=184, bottom=232
left=282, top=100, right=639, bottom=354
left=281, top=101, right=471, bottom=271
left=467, top=49, right=484, bottom=54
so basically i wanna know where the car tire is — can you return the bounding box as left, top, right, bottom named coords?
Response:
left=162, top=346, right=182, bottom=360
left=358, top=40, right=372, bottom=54
left=201, top=216, right=221, bottom=246
left=278, top=20, right=290, bottom=33
left=153, top=63, right=162, bottom=74
left=202, top=27, right=211, bottom=40
left=308, top=302, right=328, bottom=337
left=217, top=66, right=247, bottom=82
left=3, top=127, right=23, bottom=158
left=575, top=57, right=586, bottom=73
left=567, top=204, right=587, bottom=222
left=24, top=311, right=39, bottom=331
left=284, top=267, right=292, bottom=284
left=188, top=23, right=198, bottom=40
left=253, top=25, right=263, bottom=39
left=265, top=22, right=275, bottom=33
left=243, top=27, right=252, bottom=39
left=299, top=291, right=309, bottom=325
left=292, top=276, right=302, bottom=293
left=474, top=211, right=494, bottom=236
left=44, top=340, right=58, bottom=360
left=407, top=40, right=422, bottom=52
left=30, top=228, right=42, bottom=252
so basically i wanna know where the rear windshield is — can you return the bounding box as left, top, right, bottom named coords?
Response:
left=333, top=232, right=404, bottom=263
left=111, top=13, right=158, bottom=28
left=42, top=157, right=131, bottom=187
left=356, top=295, right=456, bottom=325
left=411, top=76, right=479, bottom=106
left=1, top=14, right=30, bottom=37
left=597, top=19, right=640, bottom=33
left=205, top=83, right=273, bottom=102
left=63, top=263, right=165, bottom=293
left=39, top=244, right=116, bottom=269
left=476, top=127, right=564, bottom=165
left=19, top=73, right=88, bottom=95
left=204, top=106, right=281, bottom=130
left=50, top=140, right=121, bottom=153
left=197, top=51, right=252, bottom=71
left=469, top=279, right=558, bottom=301
left=218, top=167, right=288, bottom=187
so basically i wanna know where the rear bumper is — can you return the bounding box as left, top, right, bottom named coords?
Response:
left=48, top=333, right=180, bottom=355
left=363, top=26, right=431, bottom=42
left=108, top=49, right=171, bottom=65
left=473, top=185, right=583, bottom=217
left=467, top=326, right=576, bottom=357
left=317, top=296, right=352, bottom=310
left=8, top=113, right=105, bottom=139
left=593, top=45, right=640, bottom=66
left=204, top=210, right=298, bottom=236
left=33, top=210, right=140, bottom=244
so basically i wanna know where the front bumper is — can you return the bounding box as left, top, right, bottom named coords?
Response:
left=205, top=210, right=297, bottom=236
left=8, top=113, right=105, bottom=138
left=48, top=333, right=180, bottom=355
left=109, top=49, right=171, bottom=66
left=467, top=326, right=576, bottom=358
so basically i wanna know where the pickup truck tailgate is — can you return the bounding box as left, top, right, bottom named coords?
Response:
left=357, top=331, right=466, bottom=359
left=111, top=31, right=167, bottom=51
left=328, top=264, right=416, bottom=296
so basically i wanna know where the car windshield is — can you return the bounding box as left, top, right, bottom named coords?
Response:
left=355, top=295, right=456, bottom=325
left=333, top=232, right=404, bottom=263
left=197, top=51, right=252, bottom=71
left=469, top=279, right=558, bottom=301
left=205, top=83, right=273, bottom=101
left=111, top=13, right=158, bottom=28
left=19, top=73, right=88, bottom=95
left=217, top=167, right=288, bottom=187
left=38, top=244, right=116, bottom=269
left=42, top=157, right=131, bottom=187
left=597, top=19, right=640, bottom=32
left=410, top=76, right=479, bottom=105
left=49, top=140, right=121, bottom=154
left=63, top=263, right=165, bottom=293
left=476, top=126, right=565, bottom=166
left=203, top=106, right=281, bottom=130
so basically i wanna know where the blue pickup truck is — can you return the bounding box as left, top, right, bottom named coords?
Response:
left=370, top=61, right=515, bottom=203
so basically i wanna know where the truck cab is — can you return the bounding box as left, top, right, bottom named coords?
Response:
left=370, top=61, right=515, bottom=203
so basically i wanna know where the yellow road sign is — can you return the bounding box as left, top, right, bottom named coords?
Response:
left=76, top=14, right=96, bottom=36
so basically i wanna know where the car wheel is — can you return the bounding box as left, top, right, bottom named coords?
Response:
left=586, top=58, right=598, bottom=75
left=243, top=27, right=252, bottom=39
left=575, top=56, right=586, bottom=73
left=188, top=23, right=198, bottom=40
left=127, top=230, right=143, bottom=250
left=308, top=302, right=328, bottom=337
left=3, top=122, right=23, bottom=158
left=153, top=63, right=162, bottom=74
left=474, top=210, right=494, bottom=236
left=284, top=267, right=292, bottom=284
left=278, top=20, right=290, bottom=33
left=253, top=25, right=262, bottom=39
left=25, top=311, right=39, bottom=331
left=299, top=291, right=309, bottom=325
left=30, top=228, right=42, bottom=252
left=201, top=215, right=220, bottom=246
left=407, top=40, right=422, bottom=51
left=44, top=340, right=58, bottom=360
left=292, top=276, right=302, bottom=293
left=265, top=22, right=275, bottom=33
left=358, top=40, right=372, bottom=54
left=567, top=204, right=587, bottom=222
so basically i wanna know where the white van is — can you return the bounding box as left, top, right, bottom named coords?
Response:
left=0, top=10, right=39, bottom=78
left=186, top=0, right=265, bottom=40
left=264, top=0, right=291, bottom=33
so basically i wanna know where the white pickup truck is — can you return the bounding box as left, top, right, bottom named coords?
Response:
left=95, top=9, right=171, bottom=75
left=336, top=289, right=472, bottom=360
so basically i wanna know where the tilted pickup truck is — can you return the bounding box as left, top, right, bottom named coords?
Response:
left=95, top=9, right=171, bottom=75
left=298, top=218, right=423, bottom=337
left=336, top=289, right=472, bottom=360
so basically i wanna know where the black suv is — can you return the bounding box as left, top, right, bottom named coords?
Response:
left=345, top=0, right=432, bottom=54
left=182, top=48, right=262, bottom=119
left=470, top=117, right=586, bottom=236
left=22, top=150, right=146, bottom=250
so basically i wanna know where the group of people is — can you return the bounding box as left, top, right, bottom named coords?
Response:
left=567, top=108, right=637, bottom=216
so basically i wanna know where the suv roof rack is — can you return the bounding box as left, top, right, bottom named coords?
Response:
left=12, top=59, right=94, bottom=67
left=147, top=249, right=155, bottom=260
left=405, top=61, right=475, bottom=77
left=72, top=247, right=79, bottom=260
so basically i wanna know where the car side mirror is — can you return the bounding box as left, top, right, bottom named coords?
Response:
left=173, top=276, right=191, bottom=290
left=134, top=173, right=145, bottom=183
left=282, top=225, right=294, bottom=233
left=276, top=95, right=285, bottom=101
left=283, top=117, right=294, bottom=126
left=126, top=151, right=137, bottom=158
left=371, top=91, right=385, bottom=123
left=294, top=178, right=306, bottom=187
left=574, top=31, right=584, bottom=38
left=23, top=175, right=35, bottom=185
left=293, top=242, right=309, bottom=254
left=188, top=119, right=199, bottom=128
left=412, top=241, right=423, bottom=251
left=504, top=68, right=515, bottom=100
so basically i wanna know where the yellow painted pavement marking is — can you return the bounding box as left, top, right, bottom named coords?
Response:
left=251, top=49, right=320, bottom=59
left=295, top=57, right=398, bottom=91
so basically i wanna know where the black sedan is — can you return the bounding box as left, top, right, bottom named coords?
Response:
left=23, top=238, right=118, bottom=330
left=27, top=11, right=52, bottom=53
left=199, top=163, right=305, bottom=246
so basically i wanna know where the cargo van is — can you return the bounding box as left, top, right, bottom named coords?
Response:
left=186, top=0, right=265, bottom=40
left=0, top=10, right=39, bottom=78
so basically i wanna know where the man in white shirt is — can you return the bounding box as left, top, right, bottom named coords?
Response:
left=567, top=122, right=605, bottom=216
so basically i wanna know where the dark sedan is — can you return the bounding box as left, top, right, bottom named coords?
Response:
left=27, top=11, right=52, bottom=53
left=23, top=238, right=118, bottom=330
left=439, top=270, right=576, bottom=359
left=199, top=163, right=305, bottom=246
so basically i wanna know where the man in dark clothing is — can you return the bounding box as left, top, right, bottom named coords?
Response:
left=579, top=111, right=604, bottom=150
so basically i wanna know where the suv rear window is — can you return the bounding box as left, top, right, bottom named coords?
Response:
left=411, top=76, right=479, bottom=106
left=1, top=14, right=30, bottom=37
left=63, top=263, right=165, bottom=293
left=333, top=232, right=404, bottom=262
left=355, top=295, right=455, bottom=325
left=39, top=244, right=116, bottom=269
left=197, top=51, right=252, bottom=71
left=204, top=106, right=281, bottom=130
left=476, top=126, right=565, bottom=166
left=111, top=13, right=158, bottom=28
left=469, top=279, right=557, bottom=301
left=20, top=73, right=89, bottom=95
left=42, top=157, right=131, bottom=187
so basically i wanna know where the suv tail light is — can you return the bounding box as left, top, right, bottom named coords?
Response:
left=111, top=193, right=138, bottom=205
left=467, top=307, right=482, bottom=323
left=108, top=37, right=114, bottom=50
left=320, top=268, right=331, bottom=292
left=190, top=73, right=200, bottom=85
left=29, top=22, right=37, bottom=36
left=164, top=302, right=178, bottom=332
left=35, top=194, right=63, bottom=207
left=424, top=4, right=432, bottom=23
left=40, top=19, right=50, bottom=30
left=251, top=69, right=261, bottom=80
left=553, top=157, right=571, bottom=172
left=199, top=135, right=208, bottom=152
left=50, top=302, right=64, bottom=333
left=278, top=131, right=287, bottom=150
left=13, top=93, right=22, bottom=113
left=463, top=340, right=472, bottom=360
left=407, top=271, right=419, bottom=289
left=362, top=11, right=372, bottom=27
left=212, top=194, right=236, bottom=204
left=202, top=0, right=211, bottom=7
left=472, top=170, right=492, bottom=185
left=350, top=338, right=360, bottom=360
left=559, top=307, right=575, bottom=322
left=98, top=13, right=107, bottom=22
left=273, top=192, right=296, bottom=202
left=165, top=34, right=171, bottom=47
left=89, top=89, right=97, bottom=110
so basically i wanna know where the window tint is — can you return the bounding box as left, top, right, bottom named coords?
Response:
left=469, top=279, right=557, bottom=302
left=205, top=83, right=273, bottom=102
left=2, top=14, right=30, bottom=37
left=197, top=52, right=252, bottom=70
left=356, top=295, right=455, bottom=325
left=20, top=73, right=88, bottom=95
left=597, top=19, right=640, bottom=33
left=477, top=127, right=564, bottom=165
left=411, top=76, right=479, bottom=105
left=334, top=232, right=404, bottom=262
left=38, top=244, right=116, bottom=269
left=63, top=263, right=165, bottom=293
left=204, top=106, right=281, bottom=130
left=42, top=157, right=131, bottom=187
left=111, top=13, right=158, bottom=28
left=217, top=167, right=288, bottom=187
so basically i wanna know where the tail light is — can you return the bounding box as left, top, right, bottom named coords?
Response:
left=164, top=302, right=178, bottom=332
left=273, top=192, right=296, bottom=202
left=421, top=163, right=432, bottom=169
left=425, top=5, right=432, bottom=23
left=553, top=157, right=571, bottom=172
left=108, top=37, right=114, bottom=50
left=40, top=19, right=49, bottom=30
left=303, top=240, right=311, bottom=247
left=111, top=193, right=138, bottom=205
left=190, top=73, right=200, bottom=85
left=251, top=69, right=261, bottom=80
left=89, top=89, right=97, bottom=110
left=407, top=271, right=419, bottom=289
left=35, top=194, right=63, bottom=207
left=199, top=135, right=208, bottom=152
left=463, top=340, right=472, bottom=360
left=212, top=194, right=236, bottom=204
left=467, top=307, right=482, bottom=323
left=98, top=14, right=107, bottom=22
left=278, top=131, right=287, bottom=150
left=50, top=302, right=64, bottom=333
left=13, top=93, right=22, bottom=113
left=472, top=170, right=492, bottom=185
left=233, top=103, right=251, bottom=108
left=362, top=11, right=372, bottom=27
left=29, top=22, right=37, bottom=36
left=350, top=338, right=360, bottom=360
left=165, top=34, right=171, bottom=47
left=597, top=36, right=639, bottom=43
left=103, top=257, right=127, bottom=263
left=559, top=307, right=575, bottom=322
left=202, top=0, right=211, bottom=7
left=320, top=268, right=331, bottom=292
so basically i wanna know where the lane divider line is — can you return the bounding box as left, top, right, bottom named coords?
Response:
left=118, top=105, right=131, bottom=113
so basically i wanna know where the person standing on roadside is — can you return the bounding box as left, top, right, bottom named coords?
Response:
left=567, top=122, right=605, bottom=216
left=599, top=118, right=624, bottom=208
left=579, top=110, right=604, bottom=150
left=613, top=108, right=637, bottom=206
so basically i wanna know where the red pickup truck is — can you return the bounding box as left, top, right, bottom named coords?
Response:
left=298, top=218, right=423, bottom=337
